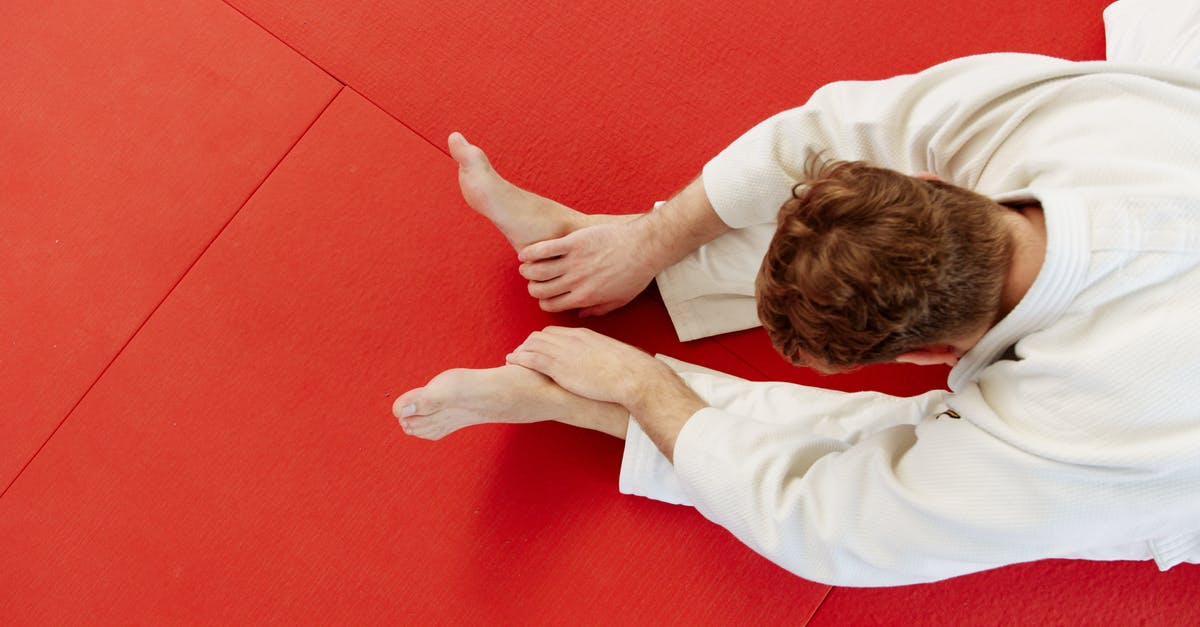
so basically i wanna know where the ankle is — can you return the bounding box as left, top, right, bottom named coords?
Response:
left=576, top=212, right=640, bottom=231
left=558, top=400, right=630, bottom=439
left=591, top=403, right=630, bottom=439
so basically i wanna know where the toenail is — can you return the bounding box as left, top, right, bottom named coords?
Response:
left=399, top=404, right=416, bottom=418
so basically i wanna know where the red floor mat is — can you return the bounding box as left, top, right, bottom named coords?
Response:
left=225, top=0, right=1110, bottom=227
left=0, top=90, right=827, bottom=624
left=715, top=328, right=952, bottom=396
left=206, top=2, right=1200, bottom=623
left=809, top=560, right=1200, bottom=626
left=6, top=1, right=1191, bottom=624
left=0, top=0, right=337, bottom=489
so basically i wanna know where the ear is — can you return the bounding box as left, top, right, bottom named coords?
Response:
left=894, top=345, right=960, bottom=367
left=913, top=172, right=943, bottom=183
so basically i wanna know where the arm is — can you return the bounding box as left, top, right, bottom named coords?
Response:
left=669, top=383, right=1182, bottom=586
left=632, top=175, right=732, bottom=271
left=506, top=327, right=1179, bottom=585
left=618, top=355, right=707, bottom=464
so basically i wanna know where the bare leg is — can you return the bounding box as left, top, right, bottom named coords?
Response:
left=394, top=364, right=629, bottom=441
left=449, top=132, right=637, bottom=250
left=406, top=135, right=644, bottom=439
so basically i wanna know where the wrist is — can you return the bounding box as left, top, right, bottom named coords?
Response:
left=622, top=360, right=707, bottom=463
left=636, top=176, right=731, bottom=270
left=625, top=215, right=672, bottom=277
left=622, top=359, right=703, bottom=417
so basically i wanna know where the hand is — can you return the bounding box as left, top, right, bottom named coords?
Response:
left=507, top=326, right=708, bottom=460
left=517, top=221, right=662, bottom=316
left=505, top=326, right=663, bottom=405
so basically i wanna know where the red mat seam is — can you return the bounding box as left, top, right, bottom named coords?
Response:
left=219, top=0, right=343, bottom=86
left=803, top=584, right=836, bottom=626
left=713, top=336, right=772, bottom=379
left=218, top=0, right=453, bottom=163
left=348, top=88, right=452, bottom=159
left=0, top=85, right=345, bottom=501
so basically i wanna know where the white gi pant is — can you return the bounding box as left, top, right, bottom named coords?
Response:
left=624, top=0, right=1200, bottom=572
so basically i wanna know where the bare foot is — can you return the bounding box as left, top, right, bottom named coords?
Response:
left=394, top=364, right=628, bottom=440
left=449, top=132, right=588, bottom=250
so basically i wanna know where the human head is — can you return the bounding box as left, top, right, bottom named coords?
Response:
left=755, top=159, right=1013, bottom=372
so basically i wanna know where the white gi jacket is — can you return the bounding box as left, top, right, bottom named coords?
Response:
left=619, top=3, right=1200, bottom=586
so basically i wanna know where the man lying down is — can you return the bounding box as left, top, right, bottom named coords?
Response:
left=395, top=0, right=1200, bottom=586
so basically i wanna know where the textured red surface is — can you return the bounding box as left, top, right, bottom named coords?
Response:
left=0, top=0, right=337, bottom=489
left=225, top=0, right=1112, bottom=219
left=0, top=90, right=825, bottom=624
left=810, top=560, right=1200, bottom=626
left=4, top=0, right=1196, bottom=623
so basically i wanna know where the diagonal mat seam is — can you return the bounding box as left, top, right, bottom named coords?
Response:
left=0, top=85, right=345, bottom=501
left=714, top=336, right=774, bottom=380
left=218, top=0, right=453, bottom=162
left=802, top=584, right=836, bottom=626
left=219, top=0, right=344, bottom=87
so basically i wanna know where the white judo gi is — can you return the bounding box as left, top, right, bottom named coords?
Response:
left=618, top=0, right=1200, bottom=586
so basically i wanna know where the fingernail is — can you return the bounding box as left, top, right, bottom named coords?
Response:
left=399, top=404, right=416, bottom=418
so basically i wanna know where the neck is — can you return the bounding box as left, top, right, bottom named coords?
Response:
left=997, top=202, right=1047, bottom=320
left=902, top=202, right=1049, bottom=367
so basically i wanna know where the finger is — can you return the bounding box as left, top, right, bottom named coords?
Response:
left=528, top=277, right=573, bottom=300
left=554, top=326, right=602, bottom=344
left=519, top=259, right=566, bottom=281
left=539, top=291, right=584, bottom=313
left=506, top=348, right=552, bottom=374
left=512, top=331, right=561, bottom=355
left=519, top=234, right=574, bottom=263
left=533, top=328, right=574, bottom=349
left=515, top=328, right=551, bottom=348
left=539, top=325, right=586, bottom=340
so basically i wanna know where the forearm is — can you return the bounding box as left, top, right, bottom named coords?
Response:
left=632, top=175, right=731, bottom=272
left=620, top=359, right=708, bottom=463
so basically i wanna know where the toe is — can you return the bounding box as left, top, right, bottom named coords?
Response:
left=393, top=387, right=433, bottom=419
left=448, top=133, right=490, bottom=172
left=405, top=415, right=449, bottom=441
left=447, top=131, right=468, bottom=160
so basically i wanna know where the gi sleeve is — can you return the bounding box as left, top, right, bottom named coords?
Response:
left=670, top=380, right=1175, bottom=586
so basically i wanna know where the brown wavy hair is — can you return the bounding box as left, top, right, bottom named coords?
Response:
left=755, top=159, right=1012, bottom=372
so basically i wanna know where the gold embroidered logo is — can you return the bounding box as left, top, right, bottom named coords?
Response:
left=935, top=409, right=961, bottom=420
